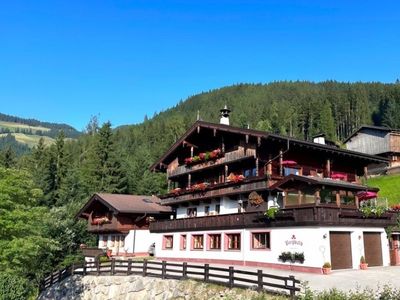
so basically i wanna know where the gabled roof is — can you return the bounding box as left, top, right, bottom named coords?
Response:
left=270, top=174, right=379, bottom=192
left=150, top=121, right=388, bottom=171
left=76, top=193, right=172, bottom=219
left=343, top=125, right=399, bottom=143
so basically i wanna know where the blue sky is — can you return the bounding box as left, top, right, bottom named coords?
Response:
left=0, top=1, right=399, bottom=130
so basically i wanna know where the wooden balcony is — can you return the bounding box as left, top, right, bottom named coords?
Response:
left=167, top=148, right=256, bottom=178
left=87, top=214, right=136, bottom=233
left=149, top=205, right=397, bottom=233
left=160, top=176, right=268, bottom=205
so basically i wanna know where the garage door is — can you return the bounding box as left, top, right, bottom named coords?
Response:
left=363, top=232, right=383, bottom=267
left=330, top=231, right=353, bottom=270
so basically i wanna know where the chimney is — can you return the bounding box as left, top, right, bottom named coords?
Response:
left=220, top=105, right=231, bottom=125
left=313, top=133, right=326, bottom=145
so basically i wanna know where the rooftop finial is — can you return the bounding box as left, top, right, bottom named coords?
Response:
left=220, top=105, right=231, bottom=125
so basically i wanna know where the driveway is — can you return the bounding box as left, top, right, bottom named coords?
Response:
left=157, top=260, right=400, bottom=293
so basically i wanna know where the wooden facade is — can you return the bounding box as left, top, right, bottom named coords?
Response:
left=150, top=205, right=397, bottom=233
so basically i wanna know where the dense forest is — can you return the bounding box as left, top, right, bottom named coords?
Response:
left=1, top=81, right=400, bottom=298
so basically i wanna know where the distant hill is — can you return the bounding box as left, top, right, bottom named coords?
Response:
left=0, top=112, right=81, bottom=154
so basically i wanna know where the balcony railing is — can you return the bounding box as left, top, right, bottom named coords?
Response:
left=149, top=205, right=397, bottom=233
left=167, top=148, right=256, bottom=178
left=160, top=176, right=268, bottom=205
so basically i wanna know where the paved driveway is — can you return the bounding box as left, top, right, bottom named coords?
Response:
left=158, top=260, right=400, bottom=293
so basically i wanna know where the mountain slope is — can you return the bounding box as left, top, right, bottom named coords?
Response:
left=0, top=112, right=80, bottom=153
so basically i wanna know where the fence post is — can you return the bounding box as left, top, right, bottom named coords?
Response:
left=204, top=264, right=209, bottom=282
left=83, top=262, right=87, bottom=276
left=71, top=263, right=75, bottom=275
left=143, top=259, right=148, bottom=277
left=96, top=259, right=100, bottom=276
left=228, top=266, right=234, bottom=288
left=182, top=262, right=187, bottom=279
left=162, top=261, right=166, bottom=279
left=127, top=259, right=132, bottom=275
left=50, top=270, right=54, bottom=285
left=57, top=270, right=61, bottom=283
left=289, top=275, right=296, bottom=299
left=257, top=270, right=263, bottom=291
left=111, top=258, right=116, bottom=275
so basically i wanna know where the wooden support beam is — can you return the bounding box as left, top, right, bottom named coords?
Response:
left=326, top=159, right=331, bottom=177
left=279, top=150, right=283, bottom=176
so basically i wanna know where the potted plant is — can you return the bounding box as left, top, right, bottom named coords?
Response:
left=322, top=262, right=332, bottom=275
left=360, top=256, right=368, bottom=270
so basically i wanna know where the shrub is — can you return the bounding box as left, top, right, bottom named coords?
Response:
left=0, top=272, right=31, bottom=300
left=322, top=262, right=331, bottom=268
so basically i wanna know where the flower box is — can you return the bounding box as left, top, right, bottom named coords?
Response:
left=184, top=148, right=223, bottom=166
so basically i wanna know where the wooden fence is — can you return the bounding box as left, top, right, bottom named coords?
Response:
left=41, top=259, right=300, bottom=298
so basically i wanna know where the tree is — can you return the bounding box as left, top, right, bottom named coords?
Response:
left=319, top=101, right=336, bottom=140
left=0, top=146, right=16, bottom=168
left=81, top=122, right=127, bottom=194
left=0, top=167, right=59, bottom=293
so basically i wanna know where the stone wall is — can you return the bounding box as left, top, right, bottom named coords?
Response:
left=38, top=275, right=277, bottom=300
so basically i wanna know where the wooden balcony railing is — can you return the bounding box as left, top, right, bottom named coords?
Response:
left=167, top=148, right=256, bottom=178
left=160, top=176, right=268, bottom=205
left=149, top=205, right=397, bottom=233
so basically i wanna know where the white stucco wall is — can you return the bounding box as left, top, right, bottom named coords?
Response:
left=99, top=230, right=157, bottom=255
left=176, top=197, right=241, bottom=219
left=154, top=226, right=390, bottom=270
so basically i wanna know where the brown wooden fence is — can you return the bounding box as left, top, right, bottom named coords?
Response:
left=41, top=259, right=300, bottom=298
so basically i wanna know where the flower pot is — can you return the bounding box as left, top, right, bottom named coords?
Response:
left=322, top=267, right=331, bottom=275
left=360, top=263, right=368, bottom=270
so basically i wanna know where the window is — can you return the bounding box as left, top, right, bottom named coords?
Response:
left=180, top=235, right=187, bottom=250
left=340, top=191, right=355, bottom=206
left=215, top=204, right=220, bottom=215
left=300, top=188, right=315, bottom=204
left=102, top=235, right=108, bottom=248
left=320, top=189, right=336, bottom=204
left=163, top=235, right=173, bottom=249
left=226, top=233, right=241, bottom=250
left=208, top=234, right=221, bottom=250
left=285, top=191, right=299, bottom=206
left=192, top=234, right=204, bottom=250
left=284, top=167, right=299, bottom=176
left=187, top=207, right=197, bottom=218
left=119, top=235, right=125, bottom=248
left=252, top=232, right=271, bottom=249
left=204, top=206, right=210, bottom=216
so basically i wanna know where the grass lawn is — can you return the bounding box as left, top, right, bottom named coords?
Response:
left=367, top=174, right=400, bottom=206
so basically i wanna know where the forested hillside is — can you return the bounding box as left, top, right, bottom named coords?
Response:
left=0, top=112, right=81, bottom=156
left=1, top=81, right=400, bottom=298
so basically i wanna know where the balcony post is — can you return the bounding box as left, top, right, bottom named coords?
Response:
left=225, top=165, right=228, bottom=182
left=188, top=174, right=191, bottom=189
left=279, top=150, right=283, bottom=176
left=326, top=159, right=331, bottom=178
left=256, top=158, right=259, bottom=176
left=363, top=166, right=368, bottom=179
